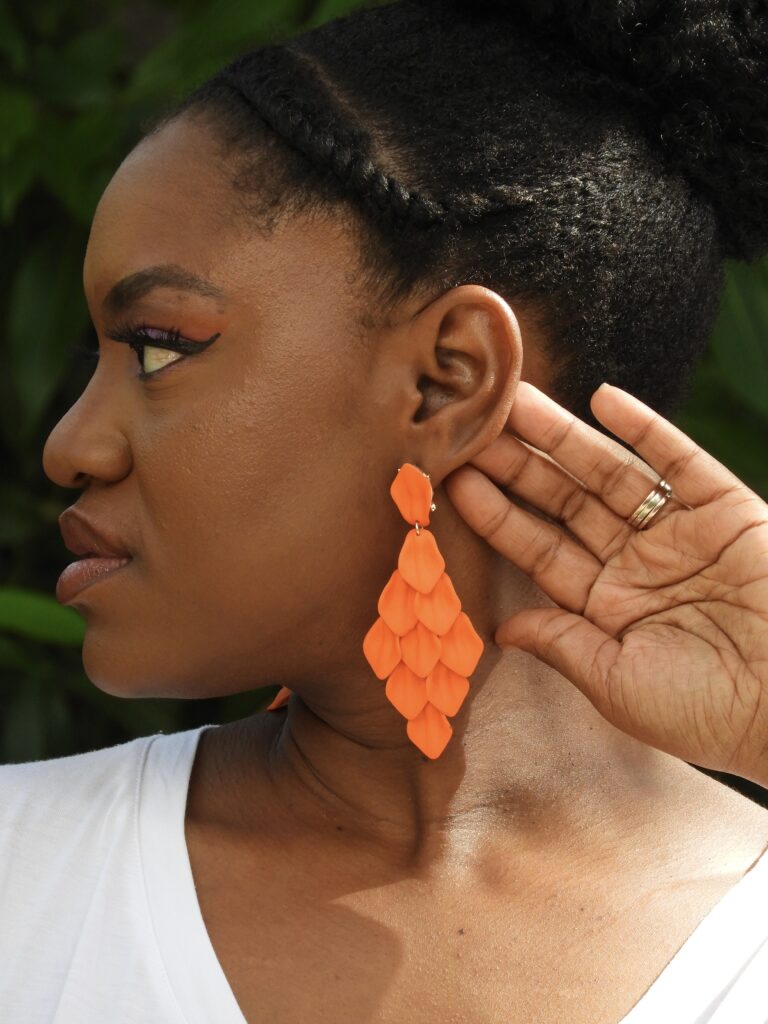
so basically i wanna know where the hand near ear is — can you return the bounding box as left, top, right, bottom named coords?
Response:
left=443, top=380, right=768, bottom=790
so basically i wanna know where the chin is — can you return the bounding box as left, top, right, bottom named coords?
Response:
left=79, top=638, right=183, bottom=700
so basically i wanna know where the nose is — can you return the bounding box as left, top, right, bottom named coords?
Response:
left=42, top=373, right=132, bottom=490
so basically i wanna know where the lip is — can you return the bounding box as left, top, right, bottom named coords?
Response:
left=56, top=507, right=135, bottom=605
left=58, top=507, right=134, bottom=560
left=56, top=556, right=132, bottom=604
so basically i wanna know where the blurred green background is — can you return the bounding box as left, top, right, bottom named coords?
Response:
left=1, top=0, right=767, bottom=805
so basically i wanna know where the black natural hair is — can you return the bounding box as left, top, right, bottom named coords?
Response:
left=139, top=0, right=768, bottom=431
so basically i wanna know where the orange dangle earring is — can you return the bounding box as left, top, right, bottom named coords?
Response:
left=265, top=462, right=484, bottom=759
left=361, top=462, right=484, bottom=759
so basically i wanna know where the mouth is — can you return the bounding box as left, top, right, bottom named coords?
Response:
left=58, top=507, right=134, bottom=562
left=56, top=555, right=133, bottom=604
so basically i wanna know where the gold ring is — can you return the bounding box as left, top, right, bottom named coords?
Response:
left=627, top=478, right=673, bottom=530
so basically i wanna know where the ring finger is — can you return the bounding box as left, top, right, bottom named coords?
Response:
left=469, top=430, right=687, bottom=563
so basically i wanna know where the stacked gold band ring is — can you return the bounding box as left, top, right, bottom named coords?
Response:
left=626, top=478, right=673, bottom=530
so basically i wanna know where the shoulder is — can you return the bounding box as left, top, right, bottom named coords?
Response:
left=0, top=733, right=169, bottom=1001
left=0, top=733, right=158, bottom=852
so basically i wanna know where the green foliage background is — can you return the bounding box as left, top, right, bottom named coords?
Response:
left=2, top=0, right=767, bottom=804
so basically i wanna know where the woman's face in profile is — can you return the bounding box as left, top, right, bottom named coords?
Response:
left=42, top=113, right=418, bottom=703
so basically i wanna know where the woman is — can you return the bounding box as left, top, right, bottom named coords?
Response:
left=2, top=0, right=768, bottom=1020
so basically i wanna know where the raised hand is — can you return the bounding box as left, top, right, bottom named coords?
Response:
left=443, top=381, right=768, bottom=788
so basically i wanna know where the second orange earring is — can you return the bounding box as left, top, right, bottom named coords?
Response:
left=362, top=462, right=484, bottom=759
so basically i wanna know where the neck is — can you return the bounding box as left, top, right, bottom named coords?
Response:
left=194, top=510, right=702, bottom=875
left=216, top=652, right=694, bottom=875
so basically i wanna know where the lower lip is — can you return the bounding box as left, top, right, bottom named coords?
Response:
left=56, top=556, right=133, bottom=604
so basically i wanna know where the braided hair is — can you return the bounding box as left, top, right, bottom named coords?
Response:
left=140, top=0, right=768, bottom=430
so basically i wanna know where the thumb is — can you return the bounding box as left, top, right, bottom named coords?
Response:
left=496, top=608, right=621, bottom=718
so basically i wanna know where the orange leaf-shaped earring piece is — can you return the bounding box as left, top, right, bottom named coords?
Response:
left=413, top=572, right=461, bottom=635
left=386, top=663, right=428, bottom=719
left=362, top=462, right=484, bottom=760
left=438, top=610, right=484, bottom=678
left=407, top=702, right=452, bottom=760
left=362, top=616, right=402, bottom=680
left=426, top=662, right=470, bottom=717
left=378, top=569, right=418, bottom=635
left=265, top=685, right=292, bottom=712
left=398, top=528, right=445, bottom=593
left=390, top=462, right=432, bottom=526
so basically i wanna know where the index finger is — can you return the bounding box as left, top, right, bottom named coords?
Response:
left=498, top=380, right=686, bottom=521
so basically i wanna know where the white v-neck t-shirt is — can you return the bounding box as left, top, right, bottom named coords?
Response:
left=1, top=723, right=767, bottom=1023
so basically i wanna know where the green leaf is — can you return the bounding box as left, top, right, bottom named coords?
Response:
left=0, top=88, right=39, bottom=161
left=2, top=677, right=46, bottom=761
left=36, top=108, right=123, bottom=224
left=710, top=260, right=768, bottom=420
left=123, top=0, right=307, bottom=104
left=27, top=26, right=123, bottom=108
left=303, top=0, right=379, bottom=28
left=0, top=479, right=45, bottom=545
left=0, top=1, right=28, bottom=74
left=0, top=136, right=38, bottom=223
left=674, top=353, right=768, bottom=500
left=0, top=587, right=85, bottom=646
left=25, top=0, right=69, bottom=39
left=0, top=634, right=35, bottom=672
left=5, top=229, right=89, bottom=445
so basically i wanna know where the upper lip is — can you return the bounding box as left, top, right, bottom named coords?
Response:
left=58, top=508, right=133, bottom=560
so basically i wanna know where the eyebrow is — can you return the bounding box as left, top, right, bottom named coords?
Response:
left=100, top=263, right=228, bottom=317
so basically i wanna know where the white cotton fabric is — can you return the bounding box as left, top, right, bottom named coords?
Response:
left=0, top=723, right=767, bottom=1023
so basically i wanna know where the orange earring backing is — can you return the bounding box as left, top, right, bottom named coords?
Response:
left=266, top=462, right=484, bottom=759
left=361, top=462, right=484, bottom=759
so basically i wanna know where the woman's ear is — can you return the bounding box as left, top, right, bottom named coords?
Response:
left=402, top=284, right=524, bottom=484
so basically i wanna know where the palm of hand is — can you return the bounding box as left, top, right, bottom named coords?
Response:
left=443, top=381, right=768, bottom=787
left=583, top=492, right=768, bottom=772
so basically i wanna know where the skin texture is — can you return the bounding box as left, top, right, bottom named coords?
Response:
left=43, top=116, right=768, bottom=902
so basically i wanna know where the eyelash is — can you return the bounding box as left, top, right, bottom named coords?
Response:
left=74, top=319, right=221, bottom=381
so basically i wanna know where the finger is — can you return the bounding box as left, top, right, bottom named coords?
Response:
left=467, top=429, right=678, bottom=563
left=502, top=381, right=693, bottom=521
left=496, top=606, right=620, bottom=722
left=442, top=464, right=602, bottom=613
left=590, top=383, right=748, bottom=508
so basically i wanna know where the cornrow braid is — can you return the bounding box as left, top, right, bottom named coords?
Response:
left=139, top=0, right=768, bottom=433
left=216, top=43, right=533, bottom=231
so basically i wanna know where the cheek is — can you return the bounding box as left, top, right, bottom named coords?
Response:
left=79, top=349, right=391, bottom=698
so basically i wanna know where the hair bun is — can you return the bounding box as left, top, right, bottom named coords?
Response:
left=438, top=0, right=768, bottom=262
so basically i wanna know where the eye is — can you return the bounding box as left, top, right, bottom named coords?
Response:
left=123, top=325, right=188, bottom=380
left=102, top=320, right=222, bottom=381
left=132, top=329, right=186, bottom=378
left=141, top=345, right=184, bottom=375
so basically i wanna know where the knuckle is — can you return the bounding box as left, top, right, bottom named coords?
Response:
left=558, top=482, right=592, bottom=523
